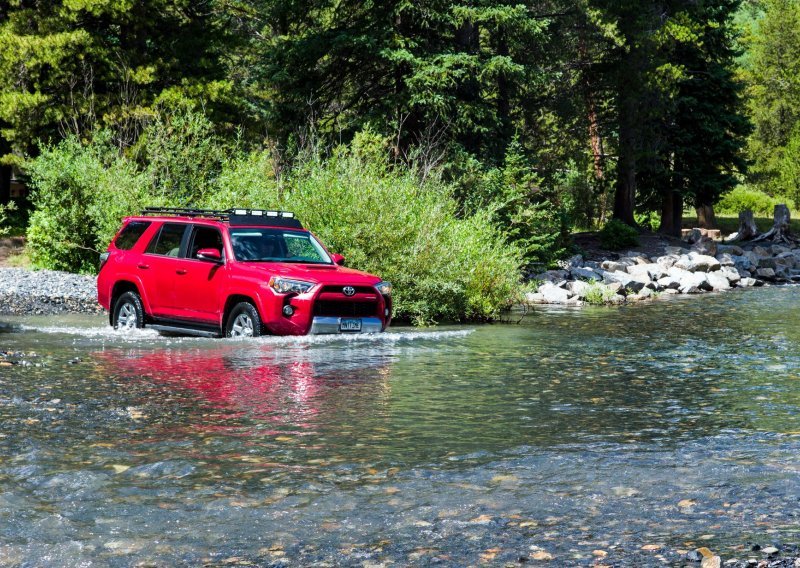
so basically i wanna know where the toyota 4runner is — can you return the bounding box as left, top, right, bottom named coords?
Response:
left=97, top=208, right=392, bottom=337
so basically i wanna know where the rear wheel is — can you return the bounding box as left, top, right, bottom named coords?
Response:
left=226, top=302, right=262, bottom=338
left=113, top=291, right=145, bottom=331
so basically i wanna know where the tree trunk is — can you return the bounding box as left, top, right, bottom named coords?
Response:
left=751, top=204, right=797, bottom=243
left=695, top=204, right=717, bottom=229
left=658, top=190, right=683, bottom=236
left=613, top=106, right=637, bottom=226
left=0, top=166, right=10, bottom=205
left=736, top=210, right=759, bottom=241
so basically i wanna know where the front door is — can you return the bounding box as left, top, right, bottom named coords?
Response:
left=140, top=222, right=190, bottom=317
left=171, top=224, right=226, bottom=323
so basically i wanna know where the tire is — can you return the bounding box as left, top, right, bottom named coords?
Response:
left=113, top=291, right=145, bottom=331
left=225, top=302, right=262, bottom=338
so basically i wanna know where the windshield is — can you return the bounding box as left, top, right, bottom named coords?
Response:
left=230, top=228, right=332, bottom=264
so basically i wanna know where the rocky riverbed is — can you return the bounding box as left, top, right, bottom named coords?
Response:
left=0, top=267, right=102, bottom=315
left=525, top=238, right=800, bottom=306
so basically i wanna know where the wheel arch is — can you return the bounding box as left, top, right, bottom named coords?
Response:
left=110, top=280, right=148, bottom=325
left=222, top=294, right=261, bottom=330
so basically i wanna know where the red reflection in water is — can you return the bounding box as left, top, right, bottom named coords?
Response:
left=94, top=344, right=391, bottom=431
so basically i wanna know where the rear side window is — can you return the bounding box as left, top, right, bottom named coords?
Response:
left=114, top=221, right=151, bottom=250
left=145, top=223, right=187, bottom=257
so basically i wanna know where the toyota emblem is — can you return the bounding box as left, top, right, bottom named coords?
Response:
left=343, top=286, right=356, bottom=297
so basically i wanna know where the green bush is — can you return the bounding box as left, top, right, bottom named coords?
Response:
left=207, top=149, right=523, bottom=323
left=598, top=219, right=639, bottom=250
left=583, top=281, right=617, bottom=306
left=717, top=185, right=781, bottom=216
left=454, top=141, right=572, bottom=269
left=26, top=123, right=523, bottom=323
left=0, top=201, right=16, bottom=236
left=26, top=137, right=149, bottom=273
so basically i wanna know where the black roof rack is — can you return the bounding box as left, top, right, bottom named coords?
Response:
left=141, top=207, right=229, bottom=219
left=140, top=207, right=303, bottom=229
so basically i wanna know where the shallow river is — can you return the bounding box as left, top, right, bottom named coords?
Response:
left=2, top=287, right=800, bottom=566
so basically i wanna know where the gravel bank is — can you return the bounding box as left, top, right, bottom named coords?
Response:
left=0, top=268, right=103, bottom=315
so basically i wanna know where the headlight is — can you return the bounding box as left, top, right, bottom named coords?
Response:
left=269, top=277, right=315, bottom=294
left=375, top=281, right=392, bottom=296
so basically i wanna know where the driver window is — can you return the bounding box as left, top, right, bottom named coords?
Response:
left=189, top=226, right=223, bottom=259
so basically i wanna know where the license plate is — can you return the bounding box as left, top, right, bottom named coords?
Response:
left=339, top=318, right=362, bottom=332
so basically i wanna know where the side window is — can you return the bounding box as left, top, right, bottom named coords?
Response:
left=114, top=221, right=151, bottom=250
left=188, top=226, right=223, bottom=259
left=145, top=223, right=187, bottom=257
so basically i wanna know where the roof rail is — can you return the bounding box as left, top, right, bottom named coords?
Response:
left=141, top=207, right=230, bottom=219
left=140, top=207, right=303, bottom=228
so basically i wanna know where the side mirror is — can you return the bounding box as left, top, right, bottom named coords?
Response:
left=331, top=253, right=345, bottom=266
left=197, top=248, right=222, bottom=263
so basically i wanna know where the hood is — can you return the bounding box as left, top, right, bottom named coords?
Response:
left=236, top=262, right=382, bottom=285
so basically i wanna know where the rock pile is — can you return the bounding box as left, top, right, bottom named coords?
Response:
left=0, top=267, right=103, bottom=315
left=526, top=241, right=800, bottom=306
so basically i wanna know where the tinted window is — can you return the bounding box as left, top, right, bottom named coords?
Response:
left=114, top=221, right=151, bottom=250
left=189, top=226, right=223, bottom=259
left=230, top=229, right=331, bottom=264
left=145, top=223, right=187, bottom=257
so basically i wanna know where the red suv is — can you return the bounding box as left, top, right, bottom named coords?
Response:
left=97, top=208, right=392, bottom=337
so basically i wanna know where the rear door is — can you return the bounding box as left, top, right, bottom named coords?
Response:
left=171, top=224, right=227, bottom=322
left=140, top=222, right=190, bottom=317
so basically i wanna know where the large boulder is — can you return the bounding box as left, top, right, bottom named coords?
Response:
left=757, top=257, right=778, bottom=269
left=567, top=280, right=592, bottom=299
left=674, top=252, right=721, bottom=273
left=742, top=250, right=760, bottom=267
left=655, top=254, right=680, bottom=269
left=706, top=271, right=731, bottom=291
left=627, top=263, right=667, bottom=281
left=557, top=254, right=585, bottom=270
left=720, top=266, right=741, bottom=285
left=717, top=244, right=744, bottom=256
left=677, top=271, right=711, bottom=294
left=756, top=267, right=776, bottom=280
left=532, top=269, right=569, bottom=283
left=656, top=275, right=681, bottom=290
left=731, top=255, right=754, bottom=272
left=715, top=253, right=735, bottom=267
left=601, top=259, right=634, bottom=273
left=538, top=282, right=572, bottom=303
left=602, top=270, right=646, bottom=293
left=571, top=266, right=601, bottom=281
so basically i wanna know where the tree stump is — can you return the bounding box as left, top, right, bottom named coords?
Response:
left=752, top=204, right=797, bottom=244
left=736, top=210, right=759, bottom=241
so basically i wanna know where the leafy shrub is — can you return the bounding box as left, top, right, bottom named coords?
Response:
left=459, top=141, right=572, bottom=268
left=598, top=219, right=639, bottom=250
left=26, top=137, right=149, bottom=273
left=207, top=149, right=523, bottom=323
left=0, top=201, right=17, bottom=236
left=26, top=125, right=523, bottom=323
left=717, top=185, right=781, bottom=216
left=583, top=281, right=617, bottom=306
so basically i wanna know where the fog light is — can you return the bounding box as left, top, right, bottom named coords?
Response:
left=282, top=305, right=294, bottom=316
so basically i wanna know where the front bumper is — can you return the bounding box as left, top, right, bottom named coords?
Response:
left=309, top=316, right=384, bottom=335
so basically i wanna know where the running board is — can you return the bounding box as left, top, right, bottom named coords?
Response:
left=148, top=324, right=221, bottom=338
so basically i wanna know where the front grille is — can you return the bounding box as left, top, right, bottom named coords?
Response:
left=320, top=285, right=375, bottom=295
left=313, top=300, right=378, bottom=317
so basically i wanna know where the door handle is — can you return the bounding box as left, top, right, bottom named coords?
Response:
left=137, top=264, right=149, bottom=270
left=176, top=269, right=187, bottom=275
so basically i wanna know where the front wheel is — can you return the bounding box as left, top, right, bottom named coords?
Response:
left=113, top=291, right=145, bottom=331
left=225, top=302, right=262, bottom=338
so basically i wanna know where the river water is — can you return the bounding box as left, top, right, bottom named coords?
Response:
left=1, top=288, right=800, bottom=566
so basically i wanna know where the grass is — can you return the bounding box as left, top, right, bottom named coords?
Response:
left=682, top=212, right=800, bottom=236
left=6, top=248, right=31, bottom=268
